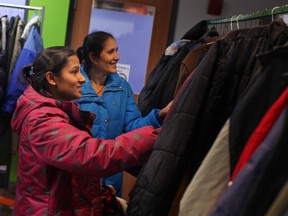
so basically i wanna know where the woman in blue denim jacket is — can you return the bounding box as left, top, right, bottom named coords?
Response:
left=76, top=31, right=171, bottom=197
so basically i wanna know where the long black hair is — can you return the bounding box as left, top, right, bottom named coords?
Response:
left=21, top=46, right=76, bottom=93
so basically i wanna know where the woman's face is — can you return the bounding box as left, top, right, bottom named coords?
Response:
left=96, top=37, right=120, bottom=73
left=52, top=55, right=86, bottom=101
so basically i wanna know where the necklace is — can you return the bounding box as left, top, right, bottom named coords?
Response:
left=96, top=86, right=105, bottom=94
left=91, top=81, right=105, bottom=95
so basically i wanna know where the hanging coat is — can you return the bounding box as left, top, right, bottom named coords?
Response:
left=1, top=24, right=43, bottom=114
left=127, top=19, right=288, bottom=216
left=6, top=15, right=20, bottom=74
left=0, top=16, right=8, bottom=103
left=178, top=43, right=288, bottom=216
left=210, top=88, right=288, bottom=215
left=8, top=19, right=24, bottom=78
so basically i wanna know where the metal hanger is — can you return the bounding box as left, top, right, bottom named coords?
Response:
left=236, top=14, right=243, bottom=29
left=230, top=15, right=237, bottom=30
left=271, top=6, right=280, bottom=21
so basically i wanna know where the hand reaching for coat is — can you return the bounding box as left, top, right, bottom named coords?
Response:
left=159, top=100, right=173, bottom=119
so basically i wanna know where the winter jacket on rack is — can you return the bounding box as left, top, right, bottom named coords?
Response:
left=178, top=43, right=288, bottom=216
left=210, top=87, right=288, bottom=216
left=1, top=24, right=43, bottom=114
left=138, top=27, right=219, bottom=116
left=0, top=23, right=42, bottom=169
left=0, top=15, right=10, bottom=167
left=174, top=35, right=219, bottom=95
left=11, top=85, right=158, bottom=216
left=181, top=20, right=209, bottom=40
left=230, top=49, right=288, bottom=181
left=127, top=19, right=288, bottom=216
left=228, top=44, right=288, bottom=172
left=8, top=19, right=24, bottom=78
left=178, top=118, right=231, bottom=216
left=6, top=15, right=20, bottom=74
left=160, top=29, right=219, bottom=107
left=137, top=20, right=209, bottom=116
left=137, top=39, right=190, bottom=116
left=0, top=16, right=8, bottom=103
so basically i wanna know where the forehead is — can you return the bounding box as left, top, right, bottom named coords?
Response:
left=62, top=55, right=80, bottom=69
left=67, top=55, right=79, bottom=64
left=103, top=37, right=117, bottom=49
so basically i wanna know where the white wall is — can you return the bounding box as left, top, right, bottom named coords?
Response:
left=173, top=0, right=288, bottom=40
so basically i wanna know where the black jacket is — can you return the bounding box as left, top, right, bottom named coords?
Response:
left=127, top=19, right=288, bottom=216
left=137, top=21, right=210, bottom=116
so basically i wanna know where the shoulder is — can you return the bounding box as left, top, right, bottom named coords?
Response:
left=27, top=105, right=69, bottom=125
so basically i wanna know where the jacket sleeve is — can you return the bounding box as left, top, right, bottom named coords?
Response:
left=26, top=112, right=157, bottom=178
left=123, top=82, right=161, bottom=132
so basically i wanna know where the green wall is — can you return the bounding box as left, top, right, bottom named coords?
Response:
left=28, top=0, right=71, bottom=48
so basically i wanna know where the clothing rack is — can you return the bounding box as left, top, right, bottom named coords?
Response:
left=0, top=3, right=44, bottom=208
left=0, top=3, right=45, bottom=34
left=206, top=4, right=288, bottom=25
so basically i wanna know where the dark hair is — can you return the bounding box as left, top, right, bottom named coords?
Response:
left=77, top=31, right=114, bottom=70
left=21, top=46, right=76, bottom=93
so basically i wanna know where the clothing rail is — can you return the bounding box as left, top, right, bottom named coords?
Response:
left=207, top=4, right=288, bottom=25
left=0, top=3, right=45, bottom=34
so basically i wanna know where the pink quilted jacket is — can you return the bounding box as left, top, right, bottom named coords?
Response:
left=11, top=85, right=157, bottom=215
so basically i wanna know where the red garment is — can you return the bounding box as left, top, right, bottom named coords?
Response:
left=231, top=87, right=288, bottom=181
left=11, top=85, right=157, bottom=216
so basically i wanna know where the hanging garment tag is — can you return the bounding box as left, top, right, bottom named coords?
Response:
left=0, top=165, right=7, bottom=172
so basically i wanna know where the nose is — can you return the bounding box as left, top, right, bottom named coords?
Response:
left=114, top=52, right=120, bottom=61
left=78, top=72, right=86, bottom=83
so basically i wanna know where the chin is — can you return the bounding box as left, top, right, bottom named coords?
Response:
left=75, top=94, right=82, bottom=99
left=70, top=94, right=81, bottom=101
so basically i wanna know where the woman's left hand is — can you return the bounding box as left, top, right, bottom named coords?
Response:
left=159, top=100, right=173, bottom=119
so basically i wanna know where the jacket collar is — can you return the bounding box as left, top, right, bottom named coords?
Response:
left=78, top=65, right=124, bottom=103
left=11, top=85, right=94, bottom=135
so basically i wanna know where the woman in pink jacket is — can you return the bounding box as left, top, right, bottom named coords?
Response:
left=11, top=46, right=158, bottom=215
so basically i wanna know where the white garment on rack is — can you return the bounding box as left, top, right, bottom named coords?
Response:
left=283, top=14, right=288, bottom=26
left=21, top=14, right=41, bottom=40
left=1, top=16, right=8, bottom=52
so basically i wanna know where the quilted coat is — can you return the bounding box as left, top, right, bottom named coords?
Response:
left=127, top=19, right=288, bottom=216
left=77, top=66, right=161, bottom=140
left=76, top=66, right=161, bottom=196
left=11, top=85, right=157, bottom=216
